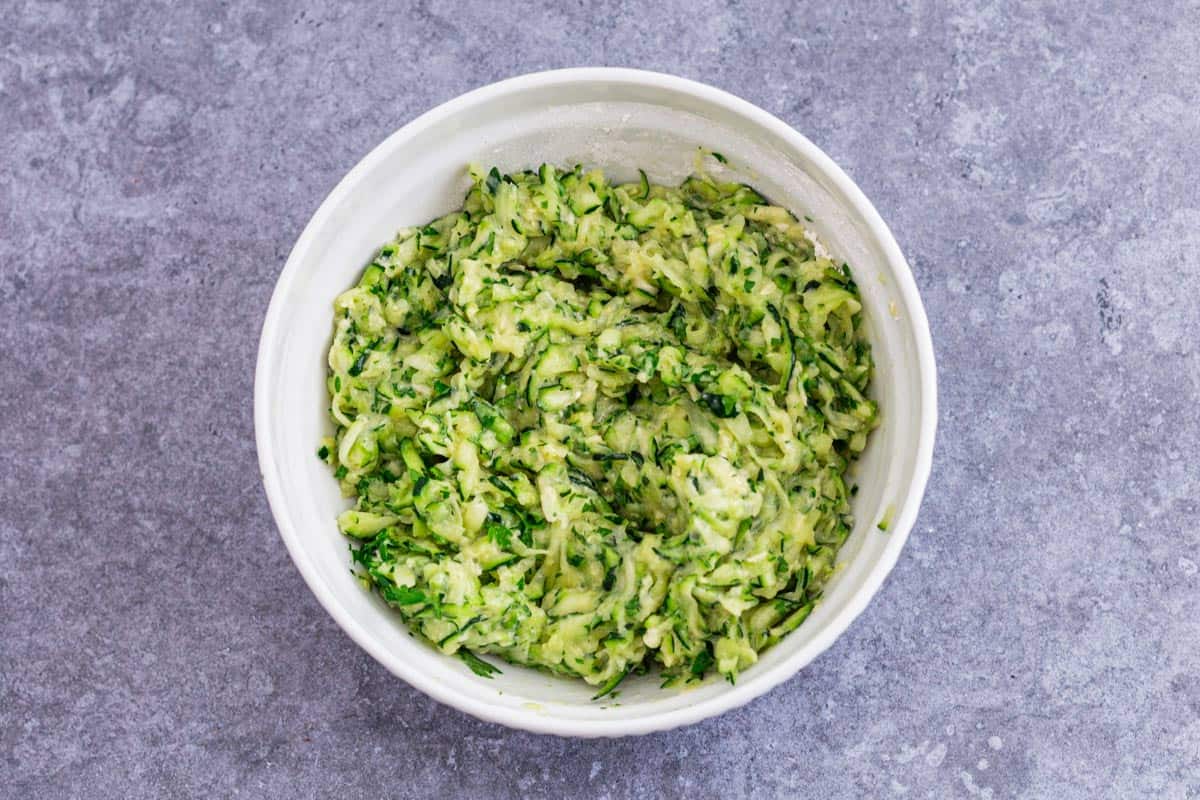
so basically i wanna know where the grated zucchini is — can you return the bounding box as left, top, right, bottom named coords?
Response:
left=322, top=162, right=878, bottom=690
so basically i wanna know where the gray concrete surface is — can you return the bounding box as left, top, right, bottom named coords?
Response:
left=3, top=1, right=1199, bottom=797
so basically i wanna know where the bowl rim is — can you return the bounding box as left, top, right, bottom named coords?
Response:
left=255, top=66, right=938, bottom=737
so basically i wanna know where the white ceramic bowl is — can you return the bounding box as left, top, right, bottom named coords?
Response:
left=256, top=68, right=936, bottom=737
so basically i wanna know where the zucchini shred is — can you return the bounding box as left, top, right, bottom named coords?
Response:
left=319, top=160, right=878, bottom=693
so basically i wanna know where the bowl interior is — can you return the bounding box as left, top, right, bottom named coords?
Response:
left=257, top=72, right=932, bottom=734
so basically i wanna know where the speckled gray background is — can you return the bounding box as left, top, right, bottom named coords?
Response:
left=3, top=1, right=1198, bottom=797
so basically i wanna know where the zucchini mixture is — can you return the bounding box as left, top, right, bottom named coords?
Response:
left=320, top=161, right=877, bottom=694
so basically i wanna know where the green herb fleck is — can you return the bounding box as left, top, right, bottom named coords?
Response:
left=458, top=650, right=501, bottom=678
